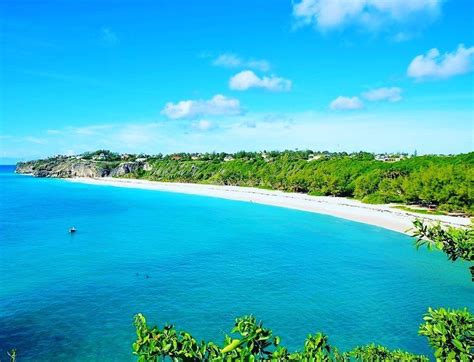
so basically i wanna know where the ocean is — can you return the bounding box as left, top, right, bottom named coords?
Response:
left=0, top=165, right=472, bottom=360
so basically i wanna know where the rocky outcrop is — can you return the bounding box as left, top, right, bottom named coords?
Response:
left=109, top=162, right=144, bottom=177
left=15, top=162, right=35, bottom=174
left=15, top=158, right=148, bottom=178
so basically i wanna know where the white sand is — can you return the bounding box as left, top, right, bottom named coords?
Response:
left=67, top=177, right=471, bottom=235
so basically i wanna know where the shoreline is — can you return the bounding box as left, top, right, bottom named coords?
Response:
left=65, top=177, right=471, bottom=235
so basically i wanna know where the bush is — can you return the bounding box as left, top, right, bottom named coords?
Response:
left=419, top=307, right=474, bottom=361
left=132, top=314, right=429, bottom=361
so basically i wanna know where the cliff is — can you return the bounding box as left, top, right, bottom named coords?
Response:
left=15, top=157, right=150, bottom=178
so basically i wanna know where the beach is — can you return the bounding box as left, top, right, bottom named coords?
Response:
left=67, top=177, right=471, bottom=234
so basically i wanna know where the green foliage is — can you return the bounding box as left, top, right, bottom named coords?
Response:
left=300, top=332, right=342, bottom=361
left=133, top=313, right=210, bottom=361
left=412, top=220, right=474, bottom=279
left=393, top=205, right=446, bottom=215
left=134, top=152, right=473, bottom=215
left=7, top=349, right=16, bottom=362
left=132, top=313, right=428, bottom=361
left=227, top=315, right=277, bottom=358
left=348, top=344, right=428, bottom=361
left=419, top=307, right=474, bottom=361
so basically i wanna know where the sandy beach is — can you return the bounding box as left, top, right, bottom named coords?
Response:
left=68, top=177, right=471, bottom=235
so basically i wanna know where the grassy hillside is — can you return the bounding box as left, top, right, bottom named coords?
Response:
left=126, top=151, right=473, bottom=215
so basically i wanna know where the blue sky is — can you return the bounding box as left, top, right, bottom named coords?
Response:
left=1, top=0, right=473, bottom=162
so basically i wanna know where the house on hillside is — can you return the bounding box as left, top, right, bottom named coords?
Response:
left=261, top=152, right=273, bottom=162
left=92, top=153, right=106, bottom=161
left=375, top=153, right=408, bottom=162
left=307, top=154, right=322, bottom=162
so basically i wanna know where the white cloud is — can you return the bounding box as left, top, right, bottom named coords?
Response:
left=213, top=53, right=270, bottom=72
left=407, top=44, right=474, bottom=80
left=192, top=120, right=214, bottom=131
left=162, top=94, right=242, bottom=119
left=229, top=70, right=292, bottom=91
left=330, top=96, right=363, bottom=110
left=362, top=87, right=402, bottom=102
left=101, top=27, right=118, bottom=46
left=293, top=0, right=440, bottom=31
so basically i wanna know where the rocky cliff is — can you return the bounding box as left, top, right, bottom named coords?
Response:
left=15, top=157, right=150, bottom=178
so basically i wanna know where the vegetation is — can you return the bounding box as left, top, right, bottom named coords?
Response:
left=393, top=205, right=446, bottom=215
left=419, top=307, right=473, bottom=361
left=133, top=308, right=474, bottom=361
left=133, top=313, right=431, bottom=361
left=7, top=349, right=16, bottom=362
left=412, top=220, right=474, bottom=279
left=129, top=151, right=473, bottom=215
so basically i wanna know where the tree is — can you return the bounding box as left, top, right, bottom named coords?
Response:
left=412, top=220, right=474, bottom=280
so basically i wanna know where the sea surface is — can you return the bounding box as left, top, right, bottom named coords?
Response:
left=0, top=165, right=472, bottom=361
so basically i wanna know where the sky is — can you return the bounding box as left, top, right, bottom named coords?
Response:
left=0, top=0, right=473, bottom=163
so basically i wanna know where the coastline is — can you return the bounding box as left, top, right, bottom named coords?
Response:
left=65, top=177, right=471, bottom=235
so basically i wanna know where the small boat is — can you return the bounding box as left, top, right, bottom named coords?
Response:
left=69, top=227, right=77, bottom=233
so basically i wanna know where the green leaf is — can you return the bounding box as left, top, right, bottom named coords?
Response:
left=452, top=339, right=463, bottom=350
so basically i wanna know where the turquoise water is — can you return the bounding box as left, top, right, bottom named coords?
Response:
left=0, top=166, right=472, bottom=361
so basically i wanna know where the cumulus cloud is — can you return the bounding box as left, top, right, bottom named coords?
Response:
left=407, top=44, right=474, bottom=80
left=362, top=87, right=402, bottom=102
left=229, top=70, right=292, bottom=91
left=330, top=96, right=363, bottom=110
left=162, top=94, right=242, bottom=119
left=213, top=53, right=270, bottom=72
left=293, top=0, right=440, bottom=31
